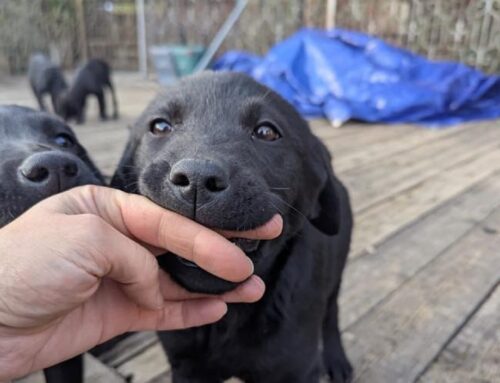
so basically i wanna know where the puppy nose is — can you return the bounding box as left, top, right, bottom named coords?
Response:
left=19, top=152, right=80, bottom=193
left=169, top=159, right=228, bottom=204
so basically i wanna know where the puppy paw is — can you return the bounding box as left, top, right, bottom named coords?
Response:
left=325, top=356, right=353, bottom=383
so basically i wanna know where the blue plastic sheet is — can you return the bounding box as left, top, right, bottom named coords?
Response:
left=213, top=28, right=500, bottom=127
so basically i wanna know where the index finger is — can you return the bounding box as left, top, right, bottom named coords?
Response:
left=58, top=186, right=255, bottom=283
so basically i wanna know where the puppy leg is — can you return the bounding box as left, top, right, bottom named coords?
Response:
left=322, top=292, right=353, bottom=383
left=33, top=88, right=47, bottom=111
left=76, top=110, right=85, bottom=124
left=172, top=373, right=222, bottom=383
left=96, top=90, right=107, bottom=121
left=50, top=93, right=58, bottom=113
left=43, top=354, right=83, bottom=383
left=167, top=357, right=223, bottom=383
left=106, top=80, right=119, bottom=119
left=247, top=358, right=322, bottom=383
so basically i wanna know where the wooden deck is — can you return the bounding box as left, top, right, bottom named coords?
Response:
left=5, top=73, right=499, bottom=383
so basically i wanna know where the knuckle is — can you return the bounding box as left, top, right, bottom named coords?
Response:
left=77, top=184, right=102, bottom=199
left=76, top=214, right=107, bottom=240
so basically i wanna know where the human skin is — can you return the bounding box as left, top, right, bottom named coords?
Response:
left=0, top=185, right=282, bottom=380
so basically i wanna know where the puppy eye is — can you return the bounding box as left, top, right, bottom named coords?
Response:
left=253, top=123, right=281, bottom=141
left=150, top=118, right=173, bottom=136
left=53, top=133, right=75, bottom=148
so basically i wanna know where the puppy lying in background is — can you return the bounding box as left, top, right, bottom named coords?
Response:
left=57, top=58, right=119, bottom=124
left=0, top=105, right=103, bottom=383
left=27, top=53, right=67, bottom=112
left=112, top=72, right=353, bottom=382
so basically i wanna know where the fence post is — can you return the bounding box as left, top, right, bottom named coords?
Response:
left=326, top=0, right=337, bottom=29
left=75, top=0, right=88, bottom=61
left=136, top=0, right=148, bottom=77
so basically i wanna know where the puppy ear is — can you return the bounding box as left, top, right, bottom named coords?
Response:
left=308, top=143, right=341, bottom=236
left=110, top=132, right=139, bottom=192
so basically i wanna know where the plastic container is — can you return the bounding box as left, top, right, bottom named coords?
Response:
left=149, top=44, right=205, bottom=85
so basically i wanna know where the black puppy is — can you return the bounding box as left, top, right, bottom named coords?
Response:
left=0, top=105, right=103, bottom=382
left=57, top=58, right=119, bottom=124
left=112, top=72, right=353, bottom=382
left=27, top=53, right=68, bottom=112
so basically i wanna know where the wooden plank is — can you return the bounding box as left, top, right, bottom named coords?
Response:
left=332, top=125, right=462, bottom=172
left=84, top=354, right=125, bottom=383
left=320, top=124, right=418, bottom=151
left=13, top=354, right=124, bottom=383
left=350, top=146, right=500, bottom=257
left=343, top=206, right=500, bottom=383
left=340, top=172, right=500, bottom=329
left=341, top=120, right=500, bottom=213
left=75, top=0, right=89, bottom=61
left=99, top=332, right=158, bottom=368
left=116, top=342, right=170, bottom=383
left=418, top=285, right=500, bottom=383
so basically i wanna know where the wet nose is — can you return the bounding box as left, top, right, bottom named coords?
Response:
left=19, top=152, right=80, bottom=193
left=169, top=159, right=229, bottom=205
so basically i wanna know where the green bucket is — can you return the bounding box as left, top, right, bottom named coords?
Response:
left=150, top=44, right=205, bottom=85
left=169, top=45, right=205, bottom=77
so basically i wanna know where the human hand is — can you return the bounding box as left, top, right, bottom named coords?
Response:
left=0, top=185, right=282, bottom=380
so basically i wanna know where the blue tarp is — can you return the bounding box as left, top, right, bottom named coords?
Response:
left=213, top=28, right=500, bottom=127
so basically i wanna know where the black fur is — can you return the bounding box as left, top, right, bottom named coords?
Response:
left=57, top=59, right=119, bottom=124
left=27, top=53, right=68, bottom=112
left=0, top=105, right=103, bottom=382
left=112, top=72, right=353, bottom=382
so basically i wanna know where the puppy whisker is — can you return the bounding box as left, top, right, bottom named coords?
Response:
left=123, top=180, right=139, bottom=190
left=268, top=192, right=308, bottom=221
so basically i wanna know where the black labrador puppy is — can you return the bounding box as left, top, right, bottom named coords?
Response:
left=0, top=105, right=103, bottom=382
left=112, top=72, right=353, bottom=382
left=57, top=58, right=119, bottom=124
left=27, top=53, right=68, bottom=112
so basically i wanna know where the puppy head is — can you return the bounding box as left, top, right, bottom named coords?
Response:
left=0, top=105, right=103, bottom=227
left=112, top=72, right=340, bottom=293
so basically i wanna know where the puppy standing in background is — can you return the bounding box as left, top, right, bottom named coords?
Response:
left=57, top=58, right=119, bottom=124
left=28, top=53, right=68, bottom=112
left=112, top=72, right=353, bottom=382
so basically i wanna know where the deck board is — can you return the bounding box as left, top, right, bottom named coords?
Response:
left=5, top=74, right=499, bottom=383
left=418, top=285, right=500, bottom=383
left=344, top=205, right=500, bottom=382
left=337, top=120, right=500, bottom=213
left=350, top=147, right=500, bottom=256
left=340, top=172, right=500, bottom=330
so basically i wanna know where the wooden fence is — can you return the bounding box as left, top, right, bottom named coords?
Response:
left=0, top=0, right=498, bottom=74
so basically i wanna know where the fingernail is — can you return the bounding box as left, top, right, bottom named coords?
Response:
left=266, top=214, right=283, bottom=237
left=247, top=257, right=255, bottom=274
left=252, top=275, right=265, bottom=290
left=243, top=276, right=266, bottom=302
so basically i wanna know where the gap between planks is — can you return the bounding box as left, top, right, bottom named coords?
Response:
left=417, top=284, right=500, bottom=383
left=343, top=205, right=500, bottom=383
